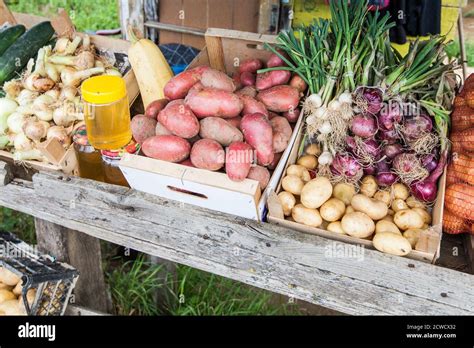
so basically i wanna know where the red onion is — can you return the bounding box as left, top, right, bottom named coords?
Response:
left=402, top=114, right=433, bottom=141
left=410, top=151, right=447, bottom=202
left=346, top=136, right=357, bottom=153
left=330, top=154, right=363, bottom=179
left=376, top=172, right=398, bottom=187
left=364, top=166, right=376, bottom=176
left=359, top=138, right=381, bottom=158
left=351, top=114, right=377, bottom=138
left=378, top=103, right=402, bottom=130
left=375, top=159, right=391, bottom=174
left=383, top=143, right=404, bottom=159
left=357, top=87, right=383, bottom=114
left=379, top=128, right=399, bottom=144
left=421, top=154, right=438, bottom=173
left=393, top=153, right=418, bottom=174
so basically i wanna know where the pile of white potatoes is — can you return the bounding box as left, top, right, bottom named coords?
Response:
left=278, top=144, right=432, bottom=257
left=0, top=266, right=36, bottom=315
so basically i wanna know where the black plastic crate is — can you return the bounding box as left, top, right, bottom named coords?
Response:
left=0, top=230, right=79, bottom=315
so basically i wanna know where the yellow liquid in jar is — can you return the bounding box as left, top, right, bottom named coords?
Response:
left=84, top=97, right=132, bottom=150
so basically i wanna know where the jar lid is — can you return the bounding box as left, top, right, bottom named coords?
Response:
left=72, top=125, right=90, bottom=146
left=101, top=140, right=140, bottom=159
left=81, top=75, right=127, bottom=104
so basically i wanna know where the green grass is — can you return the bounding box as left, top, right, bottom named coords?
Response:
left=6, top=0, right=120, bottom=32
left=446, top=40, right=474, bottom=67
left=0, top=208, right=35, bottom=244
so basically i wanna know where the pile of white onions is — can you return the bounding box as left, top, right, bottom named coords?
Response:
left=0, top=34, right=122, bottom=161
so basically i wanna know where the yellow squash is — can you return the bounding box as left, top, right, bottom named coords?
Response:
left=127, top=28, right=173, bottom=108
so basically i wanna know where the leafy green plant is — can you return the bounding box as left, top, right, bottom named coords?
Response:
left=0, top=207, right=35, bottom=244
left=106, top=255, right=164, bottom=316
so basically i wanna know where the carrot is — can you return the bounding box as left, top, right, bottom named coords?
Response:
left=466, top=90, right=474, bottom=109
left=451, top=106, right=474, bottom=132
left=443, top=209, right=469, bottom=234
left=445, top=183, right=474, bottom=220
left=451, top=153, right=474, bottom=185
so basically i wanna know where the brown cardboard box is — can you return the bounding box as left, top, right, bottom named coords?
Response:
left=158, top=0, right=259, bottom=49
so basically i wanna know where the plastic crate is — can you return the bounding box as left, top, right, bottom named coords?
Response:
left=0, top=231, right=79, bottom=315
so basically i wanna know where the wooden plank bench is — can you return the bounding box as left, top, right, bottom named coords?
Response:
left=0, top=160, right=473, bottom=315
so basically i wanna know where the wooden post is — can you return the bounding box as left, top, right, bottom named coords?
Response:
left=35, top=219, right=112, bottom=313
left=119, top=0, right=145, bottom=40
left=0, top=0, right=17, bottom=25
left=204, top=35, right=225, bottom=72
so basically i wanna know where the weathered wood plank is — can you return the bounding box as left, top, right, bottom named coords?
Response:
left=0, top=161, right=12, bottom=186
left=35, top=219, right=112, bottom=313
left=0, top=171, right=473, bottom=315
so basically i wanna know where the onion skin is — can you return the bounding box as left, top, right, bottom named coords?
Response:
left=402, top=114, right=433, bottom=141
left=378, top=104, right=402, bottom=130
left=358, top=87, right=383, bottom=114
left=422, top=154, right=438, bottom=173
left=361, top=138, right=381, bottom=158
left=393, top=153, right=418, bottom=174
left=375, top=159, right=391, bottom=174
left=330, top=154, right=363, bottom=179
left=351, top=114, right=377, bottom=138
left=409, top=151, right=447, bottom=202
left=379, top=128, right=399, bottom=144
left=364, top=166, right=376, bottom=176
left=376, top=172, right=398, bottom=187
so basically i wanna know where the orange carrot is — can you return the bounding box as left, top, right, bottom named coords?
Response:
left=451, top=153, right=474, bottom=185
left=459, top=127, right=474, bottom=153
left=445, top=183, right=474, bottom=220
left=451, top=106, right=474, bottom=132
left=443, top=209, right=469, bottom=234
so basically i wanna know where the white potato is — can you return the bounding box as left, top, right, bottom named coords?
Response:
left=297, top=155, right=318, bottom=170
left=375, top=220, right=401, bottom=234
left=0, top=299, right=24, bottom=315
left=360, top=175, right=378, bottom=198
left=332, top=182, right=356, bottom=205
left=0, top=289, right=16, bottom=304
left=278, top=191, right=296, bottom=216
left=292, top=204, right=323, bottom=227
left=406, top=196, right=426, bottom=209
left=286, top=165, right=311, bottom=182
left=0, top=268, right=20, bottom=286
left=319, top=198, right=346, bottom=222
left=0, top=283, right=12, bottom=291
left=391, top=198, right=409, bottom=212
left=374, top=190, right=391, bottom=205
left=327, top=221, right=346, bottom=235
left=300, top=177, right=333, bottom=209
left=412, top=207, right=432, bottom=225
left=341, top=212, right=375, bottom=238
left=403, top=228, right=423, bottom=248
left=282, top=175, right=304, bottom=195
left=373, top=232, right=412, bottom=256
left=387, top=209, right=395, bottom=216
left=381, top=215, right=394, bottom=223
left=351, top=194, right=388, bottom=220
left=393, top=209, right=424, bottom=231
left=305, top=143, right=321, bottom=156
left=345, top=206, right=355, bottom=214
left=392, top=183, right=409, bottom=200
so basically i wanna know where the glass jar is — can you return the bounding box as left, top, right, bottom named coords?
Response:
left=73, top=125, right=104, bottom=181
left=101, top=140, right=140, bottom=187
left=81, top=75, right=132, bottom=150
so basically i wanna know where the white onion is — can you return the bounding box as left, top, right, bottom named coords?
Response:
left=13, top=133, right=33, bottom=151
left=23, top=119, right=50, bottom=142
left=7, top=112, right=27, bottom=134
left=338, top=92, right=352, bottom=104
left=314, top=106, right=328, bottom=120
left=306, top=115, right=318, bottom=126
left=328, top=100, right=341, bottom=112
left=17, top=89, right=38, bottom=106
left=319, top=121, right=332, bottom=134
left=318, top=151, right=333, bottom=165
left=306, top=94, right=322, bottom=108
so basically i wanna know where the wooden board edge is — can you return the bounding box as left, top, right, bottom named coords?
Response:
left=205, top=28, right=277, bottom=44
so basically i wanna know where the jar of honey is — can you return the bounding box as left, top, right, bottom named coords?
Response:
left=101, top=140, right=140, bottom=187
left=81, top=75, right=132, bottom=150
left=73, top=125, right=104, bottom=181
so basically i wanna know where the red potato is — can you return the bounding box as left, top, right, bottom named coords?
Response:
left=142, top=135, right=190, bottom=162
left=240, top=94, right=268, bottom=117
left=164, top=66, right=209, bottom=100
left=236, top=86, right=257, bottom=98
left=190, top=139, right=225, bottom=171
left=289, top=75, right=307, bottom=93
left=225, top=141, right=254, bottom=182
left=185, top=88, right=243, bottom=119
left=283, top=107, right=300, bottom=123
left=131, top=115, right=157, bottom=143
left=240, top=72, right=256, bottom=87
left=241, top=113, right=274, bottom=166
left=226, top=116, right=242, bottom=129
left=185, top=82, right=204, bottom=101
left=155, top=122, right=172, bottom=136
left=199, top=117, right=243, bottom=146
left=145, top=99, right=169, bottom=119
left=266, top=52, right=289, bottom=68
left=247, top=165, right=270, bottom=190
left=255, top=70, right=291, bottom=91
left=268, top=152, right=282, bottom=170
left=179, top=159, right=195, bottom=167
left=271, top=116, right=292, bottom=153
left=268, top=111, right=279, bottom=120
left=158, top=100, right=200, bottom=139
left=239, top=58, right=263, bottom=74
left=200, top=68, right=236, bottom=92
left=257, top=85, right=300, bottom=113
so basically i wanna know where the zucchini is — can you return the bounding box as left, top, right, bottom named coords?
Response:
left=0, top=21, right=55, bottom=84
left=0, top=25, right=26, bottom=56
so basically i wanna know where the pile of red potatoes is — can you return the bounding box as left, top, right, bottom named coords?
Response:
left=130, top=53, right=306, bottom=190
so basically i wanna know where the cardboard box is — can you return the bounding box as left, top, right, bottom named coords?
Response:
left=158, top=0, right=260, bottom=49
